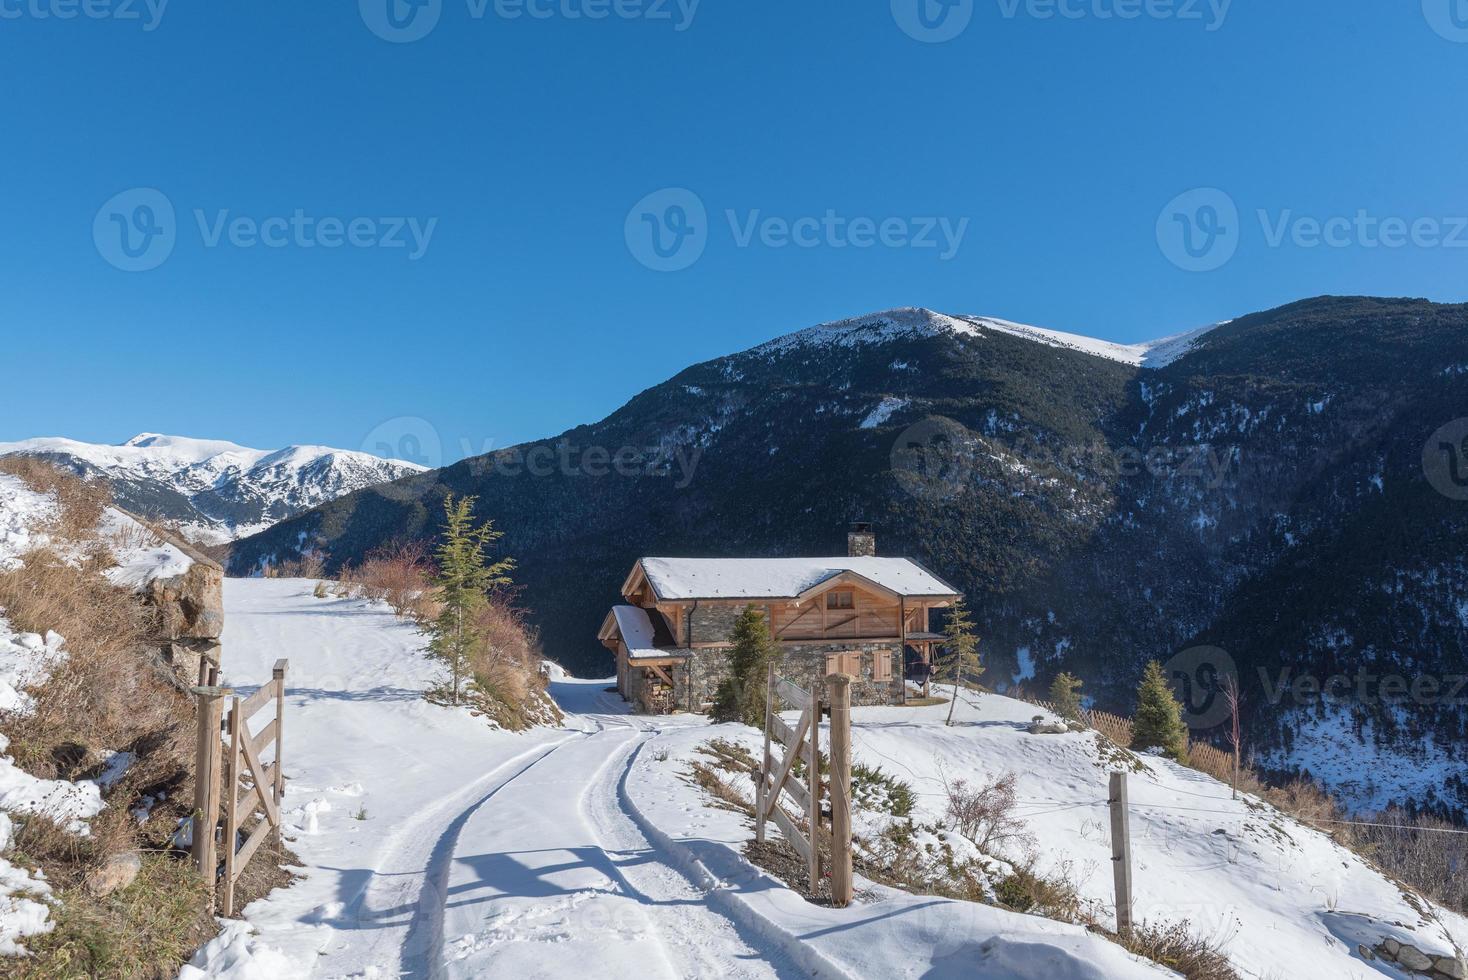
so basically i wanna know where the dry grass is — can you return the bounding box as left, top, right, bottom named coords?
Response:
left=0, top=459, right=294, bottom=974
left=1118, top=920, right=1241, bottom=980
left=0, top=547, right=189, bottom=785
left=0, top=456, right=110, bottom=543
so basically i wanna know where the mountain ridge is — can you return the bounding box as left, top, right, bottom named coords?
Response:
left=0, top=433, right=425, bottom=544
left=228, top=294, right=1468, bottom=816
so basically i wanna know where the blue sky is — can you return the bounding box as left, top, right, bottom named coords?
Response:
left=3, top=1, right=1466, bottom=464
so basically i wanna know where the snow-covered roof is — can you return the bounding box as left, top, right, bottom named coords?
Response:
left=603, top=605, right=686, bottom=660
left=609, top=605, right=658, bottom=657
left=637, top=557, right=958, bottom=601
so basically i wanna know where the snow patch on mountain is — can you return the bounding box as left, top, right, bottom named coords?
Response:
left=750, top=307, right=1223, bottom=369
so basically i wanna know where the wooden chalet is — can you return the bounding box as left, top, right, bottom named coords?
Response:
left=598, top=524, right=961, bottom=714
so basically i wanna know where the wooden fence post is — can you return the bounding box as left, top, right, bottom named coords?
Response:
left=222, top=696, right=242, bottom=918
left=191, top=665, right=228, bottom=892
left=806, top=681, right=821, bottom=895
left=1109, top=771, right=1134, bottom=937
left=757, top=663, right=773, bottom=845
left=272, top=659, right=288, bottom=844
left=826, top=673, right=853, bottom=907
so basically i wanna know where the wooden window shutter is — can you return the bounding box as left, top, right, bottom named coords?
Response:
left=872, top=651, right=892, bottom=682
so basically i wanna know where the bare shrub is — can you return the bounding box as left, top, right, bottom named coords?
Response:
left=465, top=598, right=559, bottom=729
left=352, top=542, right=437, bottom=620
left=272, top=550, right=326, bottom=580
left=944, top=771, right=1034, bottom=854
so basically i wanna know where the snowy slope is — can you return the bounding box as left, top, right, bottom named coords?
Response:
left=0, top=476, right=110, bottom=954
left=0, top=434, right=425, bottom=544
left=627, top=691, right=1468, bottom=980
left=751, top=307, right=1220, bottom=369
left=199, top=580, right=1174, bottom=979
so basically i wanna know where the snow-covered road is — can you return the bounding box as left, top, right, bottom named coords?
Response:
left=439, top=695, right=795, bottom=979
left=197, top=579, right=796, bottom=979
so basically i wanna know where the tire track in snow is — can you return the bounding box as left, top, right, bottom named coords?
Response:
left=578, top=723, right=808, bottom=980
left=351, top=732, right=583, bottom=978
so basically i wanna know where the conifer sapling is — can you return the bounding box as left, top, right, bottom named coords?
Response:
left=1131, top=660, right=1188, bottom=761
left=430, top=494, right=514, bottom=706
left=936, top=597, right=981, bottom=726
left=710, top=604, right=780, bottom=728
left=1049, top=671, right=1084, bottom=722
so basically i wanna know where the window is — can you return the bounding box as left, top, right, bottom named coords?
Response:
left=826, top=590, right=854, bottom=610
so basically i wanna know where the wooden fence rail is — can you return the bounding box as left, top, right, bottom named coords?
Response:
left=756, top=667, right=854, bottom=907
left=193, top=658, right=288, bottom=916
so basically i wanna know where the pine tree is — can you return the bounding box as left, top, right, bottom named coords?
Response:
left=1050, top=671, right=1084, bottom=722
left=710, top=605, right=780, bottom=728
left=1131, top=660, right=1188, bottom=761
left=430, top=494, right=515, bottom=705
left=936, top=597, right=981, bottom=726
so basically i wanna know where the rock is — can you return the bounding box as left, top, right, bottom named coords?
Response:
left=1385, top=939, right=1402, bottom=956
left=1358, top=944, right=1375, bottom=961
left=1434, top=956, right=1467, bottom=979
left=143, top=556, right=224, bottom=641
left=1397, top=945, right=1434, bottom=972
left=1027, top=722, right=1069, bottom=735
left=85, top=851, right=142, bottom=897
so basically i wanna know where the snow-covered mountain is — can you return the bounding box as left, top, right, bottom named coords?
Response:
left=0, top=433, right=425, bottom=544
left=232, top=296, right=1468, bottom=820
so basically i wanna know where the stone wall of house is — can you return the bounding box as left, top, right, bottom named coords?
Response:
left=688, top=603, right=750, bottom=646
left=685, top=642, right=903, bottom=713
left=779, top=642, right=904, bottom=705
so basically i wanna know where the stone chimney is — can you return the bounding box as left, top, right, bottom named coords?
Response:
left=847, top=522, right=876, bottom=557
